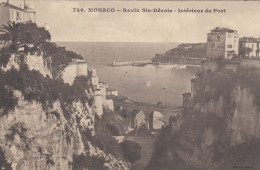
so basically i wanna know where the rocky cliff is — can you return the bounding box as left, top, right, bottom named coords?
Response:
left=147, top=63, right=260, bottom=170
left=0, top=90, right=129, bottom=170
left=0, top=53, right=129, bottom=170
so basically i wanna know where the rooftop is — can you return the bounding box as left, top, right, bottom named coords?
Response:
left=210, top=27, right=237, bottom=33
left=0, top=2, right=35, bottom=13
left=240, top=37, right=260, bottom=43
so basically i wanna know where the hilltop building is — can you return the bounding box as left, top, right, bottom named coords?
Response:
left=0, top=0, right=36, bottom=26
left=207, top=27, right=239, bottom=59
left=182, top=77, right=200, bottom=109
left=239, top=37, right=260, bottom=59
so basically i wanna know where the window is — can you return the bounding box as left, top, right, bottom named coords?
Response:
left=16, top=11, right=20, bottom=20
left=227, top=33, right=233, bottom=38
left=227, top=44, right=232, bottom=48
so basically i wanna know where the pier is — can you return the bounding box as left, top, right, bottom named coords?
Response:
left=111, top=59, right=153, bottom=67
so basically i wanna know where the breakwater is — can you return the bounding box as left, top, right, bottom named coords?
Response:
left=111, top=60, right=153, bottom=67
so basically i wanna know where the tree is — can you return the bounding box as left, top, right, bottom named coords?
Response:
left=19, top=22, right=51, bottom=53
left=0, top=22, right=52, bottom=67
left=0, top=21, right=22, bottom=52
left=0, top=22, right=51, bottom=53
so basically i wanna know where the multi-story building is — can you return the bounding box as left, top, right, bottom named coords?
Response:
left=0, top=0, right=36, bottom=26
left=239, top=37, right=260, bottom=59
left=207, top=27, right=239, bottom=59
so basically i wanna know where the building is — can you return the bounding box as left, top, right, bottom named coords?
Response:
left=239, top=37, right=260, bottom=59
left=182, top=92, right=192, bottom=109
left=207, top=27, right=239, bottom=59
left=91, top=69, right=99, bottom=86
left=0, top=0, right=36, bottom=26
left=182, top=77, right=200, bottom=109
left=191, top=77, right=200, bottom=98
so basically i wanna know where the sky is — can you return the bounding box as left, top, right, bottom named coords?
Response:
left=4, top=0, right=260, bottom=42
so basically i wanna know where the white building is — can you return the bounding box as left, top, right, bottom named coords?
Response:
left=0, top=0, right=36, bottom=26
left=91, top=69, right=115, bottom=117
left=239, top=37, right=260, bottom=59
left=207, top=27, right=239, bottom=59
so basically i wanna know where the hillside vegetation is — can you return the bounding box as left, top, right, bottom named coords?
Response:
left=152, top=45, right=206, bottom=63
left=0, top=22, right=130, bottom=170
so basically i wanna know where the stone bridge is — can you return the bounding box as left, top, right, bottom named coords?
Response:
left=112, top=98, right=183, bottom=122
left=114, top=136, right=157, bottom=169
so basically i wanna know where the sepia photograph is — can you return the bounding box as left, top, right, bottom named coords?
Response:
left=0, top=0, right=260, bottom=169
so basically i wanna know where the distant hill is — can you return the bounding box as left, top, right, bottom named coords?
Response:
left=152, top=43, right=207, bottom=64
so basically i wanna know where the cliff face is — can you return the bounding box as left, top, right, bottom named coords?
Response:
left=0, top=86, right=129, bottom=170
left=198, top=81, right=260, bottom=146
left=229, top=86, right=260, bottom=145
left=0, top=91, right=88, bottom=170
left=148, top=65, right=260, bottom=170
left=0, top=54, right=130, bottom=170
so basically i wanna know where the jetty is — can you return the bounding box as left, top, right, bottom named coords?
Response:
left=111, top=60, right=153, bottom=67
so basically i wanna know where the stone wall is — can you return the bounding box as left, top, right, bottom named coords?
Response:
left=61, top=62, right=88, bottom=85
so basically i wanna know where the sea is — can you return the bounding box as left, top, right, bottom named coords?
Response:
left=56, top=42, right=196, bottom=107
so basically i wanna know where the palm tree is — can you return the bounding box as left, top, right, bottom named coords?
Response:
left=19, top=22, right=51, bottom=53
left=0, top=21, right=22, bottom=52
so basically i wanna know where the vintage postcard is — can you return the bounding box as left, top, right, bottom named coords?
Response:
left=0, top=0, right=260, bottom=169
